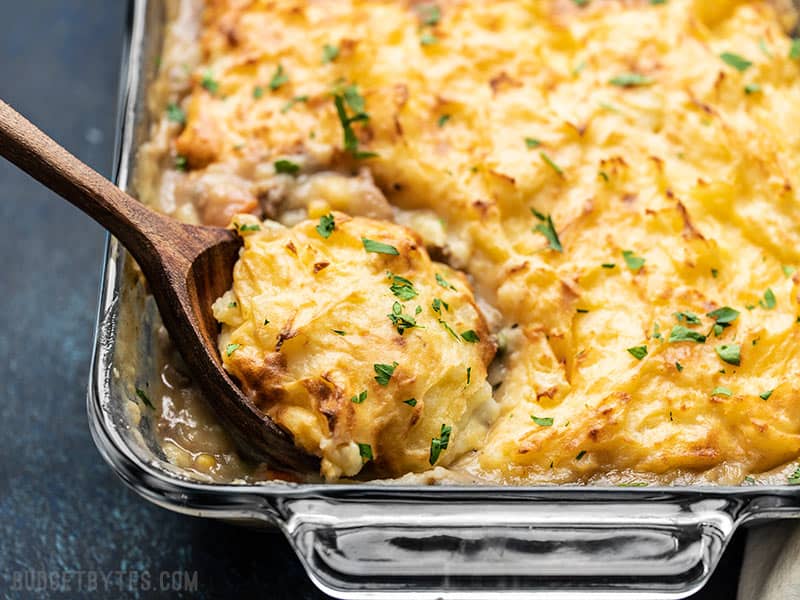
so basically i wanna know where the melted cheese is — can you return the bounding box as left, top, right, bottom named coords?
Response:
left=155, top=0, right=800, bottom=484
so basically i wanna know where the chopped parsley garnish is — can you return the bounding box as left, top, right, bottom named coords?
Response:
left=674, top=311, right=701, bottom=325
left=650, top=0, right=667, bottom=4
left=627, top=345, right=648, bottom=360
left=598, top=170, right=610, bottom=182
left=358, top=443, right=373, bottom=462
left=269, top=64, right=288, bottom=90
left=201, top=71, right=219, bottom=94
left=420, top=32, right=438, bottom=46
left=322, top=44, right=339, bottom=64
left=531, top=415, right=554, bottom=427
left=575, top=450, right=587, bottom=461
left=274, top=159, right=300, bottom=175
left=429, top=423, right=452, bottom=465
left=622, top=250, right=645, bottom=272
left=789, top=466, right=800, bottom=485
left=435, top=272, right=457, bottom=291
left=415, top=3, right=441, bottom=26
left=253, top=86, right=264, bottom=99
left=572, top=0, right=589, bottom=6
left=783, top=265, right=796, bottom=278
left=403, top=398, right=418, bottom=407
left=711, top=386, right=732, bottom=397
left=264, top=319, right=270, bottom=325
left=576, top=308, right=589, bottom=313
left=439, top=319, right=460, bottom=341
left=388, top=273, right=418, bottom=300
left=466, top=366, right=472, bottom=385
left=236, top=222, right=260, bottom=232
left=166, top=103, right=186, bottom=125
left=711, top=268, right=719, bottom=278
left=333, top=88, right=377, bottom=159
left=669, top=326, right=706, bottom=343
left=759, top=38, right=772, bottom=59
left=744, top=83, right=762, bottom=95
left=388, top=302, right=419, bottom=335
left=351, top=390, right=367, bottom=404
left=362, top=238, right=399, bottom=255
left=531, top=209, right=563, bottom=252
left=540, top=151, right=563, bottom=176
left=715, top=343, right=741, bottom=366
left=675, top=361, right=684, bottom=372
left=609, top=72, right=653, bottom=87
left=316, top=214, right=336, bottom=239
left=461, top=330, right=480, bottom=343
left=601, top=263, right=616, bottom=269
left=759, top=389, right=774, bottom=401
left=228, top=301, right=237, bottom=308
left=431, top=298, right=449, bottom=314
left=791, top=38, right=800, bottom=60
left=760, top=288, right=777, bottom=309
left=437, top=114, right=451, bottom=128
left=226, top=343, right=241, bottom=356
left=332, top=329, right=346, bottom=335
left=707, top=306, right=739, bottom=325
left=281, top=95, right=308, bottom=113
left=135, top=388, right=155, bottom=410
left=525, top=137, right=542, bottom=149
left=720, top=52, right=752, bottom=72
left=374, top=361, right=398, bottom=386
left=652, top=322, right=662, bottom=341
left=175, top=155, right=188, bottom=171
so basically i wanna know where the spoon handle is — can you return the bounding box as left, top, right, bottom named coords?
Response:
left=0, top=98, right=185, bottom=268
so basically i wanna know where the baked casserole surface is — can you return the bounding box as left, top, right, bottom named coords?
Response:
left=138, top=0, right=800, bottom=485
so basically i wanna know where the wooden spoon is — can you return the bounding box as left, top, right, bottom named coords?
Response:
left=0, top=99, right=317, bottom=473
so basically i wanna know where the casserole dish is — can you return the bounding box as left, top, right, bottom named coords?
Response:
left=89, top=1, right=800, bottom=597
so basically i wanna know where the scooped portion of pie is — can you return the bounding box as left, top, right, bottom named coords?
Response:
left=213, top=212, right=498, bottom=480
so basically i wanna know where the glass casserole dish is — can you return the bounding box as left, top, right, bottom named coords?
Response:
left=90, top=1, right=800, bottom=598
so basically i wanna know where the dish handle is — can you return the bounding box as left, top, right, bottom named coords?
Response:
left=278, top=493, right=738, bottom=599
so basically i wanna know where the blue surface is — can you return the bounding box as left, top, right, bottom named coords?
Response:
left=0, top=2, right=743, bottom=599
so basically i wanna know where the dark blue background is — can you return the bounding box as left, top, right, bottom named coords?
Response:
left=0, top=2, right=743, bottom=598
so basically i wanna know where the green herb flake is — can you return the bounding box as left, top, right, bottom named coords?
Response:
left=789, top=466, right=800, bottom=485
left=669, top=325, right=706, bottom=344
left=540, top=151, right=563, bottom=176
left=675, top=361, right=684, bottom=372
left=437, top=114, right=451, bottom=128
left=264, top=319, right=271, bottom=326
left=744, top=475, right=755, bottom=484
left=572, top=0, right=589, bottom=6
left=609, top=72, right=653, bottom=87
left=415, top=3, right=441, bottom=26
left=237, top=223, right=260, bottom=232
left=711, top=268, right=719, bottom=278
left=652, top=322, right=662, bottom=341
left=428, top=423, right=452, bottom=465
left=166, top=103, right=186, bottom=125
left=461, top=330, right=480, bottom=343
left=715, top=343, right=741, bottom=366
left=760, top=288, right=777, bottom=310
left=622, top=250, right=645, bottom=272
left=790, top=38, right=800, bottom=60
left=531, top=415, right=554, bottom=427
left=627, top=345, right=648, bottom=360
left=351, top=390, right=367, bottom=404
left=466, top=366, right=472, bottom=385
left=253, top=85, right=264, bottom=99
left=525, top=137, right=542, bottom=149
left=650, top=0, right=667, bottom=4
left=388, top=302, right=419, bottom=335
left=575, top=450, right=587, bottom=461
left=322, top=44, right=339, bottom=64
left=531, top=209, right=563, bottom=252
left=362, top=238, right=399, bottom=255
left=281, top=95, right=308, bottom=113
left=226, top=343, right=241, bottom=357
left=759, top=389, right=774, bottom=401
left=269, top=64, right=288, bottom=90
left=783, top=265, right=796, bottom=278
left=707, top=306, right=740, bottom=325
left=436, top=272, right=457, bottom=291
left=358, top=442, right=373, bottom=462
left=316, top=214, right=336, bottom=239
left=601, top=262, right=616, bottom=269
left=135, top=387, right=155, bottom=410
left=431, top=297, right=449, bottom=314
left=374, top=361, right=398, bottom=386
left=228, top=301, right=237, bottom=308
left=439, top=319, right=460, bottom=341
left=673, top=311, right=701, bottom=325
left=403, top=398, right=418, bottom=407
left=274, top=159, right=300, bottom=176
left=711, top=386, right=733, bottom=397
left=744, top=83, right=762, bottom=95
left=332, top=329, right=346, bottom=335
left=175, top=155, right=188, bottom=171
left=201, top=71, right=219, bottom=94
left=576, top=308, right=589, bottom=314
left=720, top=52, right=752, bottom=72
left=388, top=273, right=418, bottom=301
left=420, top=32, right=439, bottom=46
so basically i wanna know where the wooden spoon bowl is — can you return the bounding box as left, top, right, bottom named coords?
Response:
left=0, top=99, right=317, bottom=473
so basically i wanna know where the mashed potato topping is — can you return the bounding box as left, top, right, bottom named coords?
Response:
left=141, top=0, right=800, bottom=484
left=212, top=213, right=497, bottom=479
